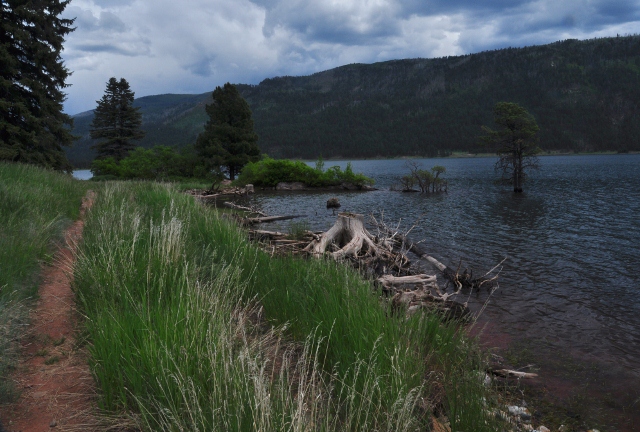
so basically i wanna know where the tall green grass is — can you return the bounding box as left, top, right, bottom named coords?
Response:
left=73, top=181, right=503, bottom=431
left=0, top=162, right=88, bottom=402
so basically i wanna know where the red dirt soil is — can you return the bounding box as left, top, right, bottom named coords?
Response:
left=0, top=191, right=97, bottom=432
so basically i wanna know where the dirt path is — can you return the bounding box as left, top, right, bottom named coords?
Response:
left=0, top=191, right=97, bottom=432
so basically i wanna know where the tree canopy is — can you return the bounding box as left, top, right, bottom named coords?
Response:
left=0, top=0, right=75, bottom=172
left=481, top=102, right=540, bottom=193
left=90, top=77, right=144, bottom=161
left=195, top=83, right=260, bottom=180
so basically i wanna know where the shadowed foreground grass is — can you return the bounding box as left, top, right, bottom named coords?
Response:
left=0, top=162, right=88, bottom=402
left=73, top=181, right=504, bottom=431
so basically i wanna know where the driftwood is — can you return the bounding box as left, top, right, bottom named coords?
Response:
left=489, top=369, right=538, bottom=379
left=189, top=186, right=255, bottom=202
left=244, top=215, right=304, bottom=225
left=234, top=211, right=501, bottom=320
left=223, top=201, right=267, bottom=216
left=386, top=230, right=502, bottom=291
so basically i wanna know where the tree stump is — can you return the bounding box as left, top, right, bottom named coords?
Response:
left=326, top=197, right=341, bottom=208
left=305, top=213, right=391, bottom=260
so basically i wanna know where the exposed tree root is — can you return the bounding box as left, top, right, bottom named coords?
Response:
left=242, top=212, right=503, bottom=321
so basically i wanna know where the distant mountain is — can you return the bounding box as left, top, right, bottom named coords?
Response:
left=66, top=35, right=640, bottom=166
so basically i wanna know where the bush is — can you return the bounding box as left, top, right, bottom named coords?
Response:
left=90, top=145, right=206, bottom=181
left=237, top=157, right=374, bottom=187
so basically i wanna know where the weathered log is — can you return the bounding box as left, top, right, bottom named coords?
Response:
left=223, top=201, right=267, bottom=216
left=489, top=369, right=538, bottom=379
left=377, top=274, right=437, bottom=291
left=249, top=229, right=287, bottom=237
left=244, top=215, right=304, bottom=225
left=390, top=231, right=497, bottom=290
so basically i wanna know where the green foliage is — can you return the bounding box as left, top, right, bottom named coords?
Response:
left=90, top=145, right=205, bottom=180
left=0, top=0, right=75, bottom=172
left=237, top=157, right=374, bottom=187
left=90, top=78, right=145, bottom=161
left=195, top=83, right=260, bottom=180
left=72, top=181, right=502, bottom=431
left=0, top=162, right=87, bottom=402
left=481, top=102, right=541, bottom=192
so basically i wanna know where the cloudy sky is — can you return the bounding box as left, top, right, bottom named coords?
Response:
left=61, top=0, right=640, bottom=114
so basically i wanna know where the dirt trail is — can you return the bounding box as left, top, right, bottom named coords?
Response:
left=1, top=191, right=97, bottom=432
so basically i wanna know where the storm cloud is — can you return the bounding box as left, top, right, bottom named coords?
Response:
left=61, top=0, right=640, bottom=114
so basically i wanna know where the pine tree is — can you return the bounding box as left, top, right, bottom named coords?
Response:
left=481, top=102, right=541, bottom=193
left=90, top=77, right=144, bottom=161
left=195, top=83, right=260, bottom=180
left=0, top=0, right=76, bottom=172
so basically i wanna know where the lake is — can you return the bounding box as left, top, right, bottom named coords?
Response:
left=72, top=169, right=92, bottom=180
left=242, top=154, right=640, bottom=429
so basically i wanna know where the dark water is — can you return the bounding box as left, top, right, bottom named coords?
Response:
left=244, top=155, right=640, bottom=429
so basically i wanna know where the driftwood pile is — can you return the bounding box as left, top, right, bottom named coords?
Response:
left=186, top=185, right=255, bottom=203
left=241, top=211, right=503, bottom=320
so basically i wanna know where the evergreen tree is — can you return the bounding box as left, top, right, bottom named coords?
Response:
left=195, top=83, right=260, bottom=180
left=0, top=0, right=76, bottom=172
left=481, top=102, right=541, bottom=193
left=90, top=77, right=144, bottom=161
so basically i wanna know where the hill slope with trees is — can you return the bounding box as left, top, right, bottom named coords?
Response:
left=66, top=35, right=640, bottom=166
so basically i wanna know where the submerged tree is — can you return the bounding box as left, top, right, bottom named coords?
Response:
left=481, top=102, right=540, bottom=193
left=195, top=83, right=260, bottom=181
left=0, top=0, right=76, bottom=171
left=401, top=161, right=447, bottom=194
left=90, top=77, right=144, bottom=162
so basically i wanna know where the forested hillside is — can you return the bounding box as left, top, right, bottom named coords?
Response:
left=66, top=35, right=640, bottom=166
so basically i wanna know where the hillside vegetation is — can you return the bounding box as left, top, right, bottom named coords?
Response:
left=67, top=35, right=640, bottom=166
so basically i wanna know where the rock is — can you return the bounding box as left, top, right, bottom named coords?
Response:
left=339, top=182, right=377, bottom=191
left=50, top=419, right=57, bottom=427
left=326, top=197, right=341, bottom=208
left=276, top=182, right=307, bottom=190
left=245, top=184, right=254, bottom=194
left=538, top=426, right=550, bottom=432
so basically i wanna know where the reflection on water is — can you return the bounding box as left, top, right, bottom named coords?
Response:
left=243, top=154, right=640, bottom=428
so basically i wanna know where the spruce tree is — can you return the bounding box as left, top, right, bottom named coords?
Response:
left=0, top=0, right=76, bottom=172
left=195, top=83, right=260, bottom=180
left=90, top=77, right=144, bottom=161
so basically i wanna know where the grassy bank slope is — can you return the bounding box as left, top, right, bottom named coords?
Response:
left=73, top=181, right=502, bottom=431
left=0, top=163, right=88, bottom=401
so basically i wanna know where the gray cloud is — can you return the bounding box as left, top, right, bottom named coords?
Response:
left=61, top=0, right=640, bottom=115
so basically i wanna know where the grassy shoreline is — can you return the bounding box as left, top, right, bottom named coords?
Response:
left=72, top=180, right=503, bottom=430
left=2, top=163, right=506, bottom=430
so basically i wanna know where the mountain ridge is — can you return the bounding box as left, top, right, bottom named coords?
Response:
left=66, top=35, right=640, bottom=166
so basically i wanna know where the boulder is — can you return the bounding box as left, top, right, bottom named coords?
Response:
left=276, top=182, right=307, bottom=190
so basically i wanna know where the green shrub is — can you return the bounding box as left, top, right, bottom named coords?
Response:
left=237, top=157, right=374, bottom=187
left=90, top=145, right=206, bottom=181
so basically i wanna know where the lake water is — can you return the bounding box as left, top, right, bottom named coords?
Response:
left=242, top=155, right=640, bottom=429
left=72, top=169, right=92, bottom=180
